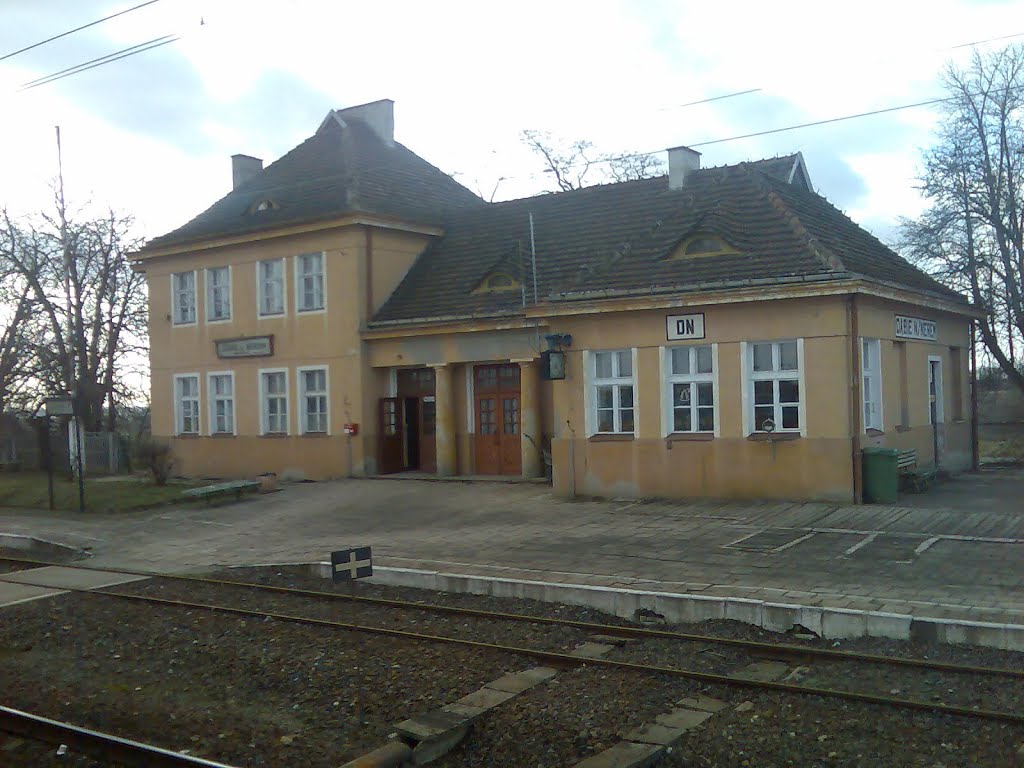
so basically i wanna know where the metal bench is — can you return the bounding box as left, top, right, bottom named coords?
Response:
left=181, top=480, right=260, bottom=505
left=897, top=449, right=935, bottom=493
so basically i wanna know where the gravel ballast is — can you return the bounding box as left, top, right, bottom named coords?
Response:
left=0, top=562, right=1022, bottom=766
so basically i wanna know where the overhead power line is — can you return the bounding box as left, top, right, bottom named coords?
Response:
left=658, top=88, right=762, bottom=111
left=687, top=96, right=951, bottom=148
left=950, top=30, right=1024, bottom=50
left=19, top=34, right=182, bottom=91
left=0, top=0, right=163, bottom=62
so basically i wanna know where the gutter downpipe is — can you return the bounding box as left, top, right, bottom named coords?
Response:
left=971, top=321, right=980, bottom=472
left=849, top=294, right=864, bottom=504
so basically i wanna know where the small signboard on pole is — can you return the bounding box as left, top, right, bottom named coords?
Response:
left=331, top=547, right=372, bottom=582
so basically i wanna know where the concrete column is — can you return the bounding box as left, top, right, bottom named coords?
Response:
left=432, top=364, right=456, bottom=476
left=519, top=360, right=542, bottom=478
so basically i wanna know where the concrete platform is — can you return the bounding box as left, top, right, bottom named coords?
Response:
left=0, top=581, right=65, bottom=608
left=1, top=469, right=1022, bottom=648
left=0, top=566, right=149, bottom=591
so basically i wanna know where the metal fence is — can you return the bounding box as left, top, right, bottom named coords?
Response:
left=50, top=431, right=127, bottom=476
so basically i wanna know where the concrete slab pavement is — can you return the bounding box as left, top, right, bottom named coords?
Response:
left=0, top=468, right=1022, bottom=643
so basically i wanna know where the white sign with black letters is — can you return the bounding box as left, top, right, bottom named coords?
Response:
left=895, top=315, right=937, bottom=341
left=666, top=313, right=706, bottom=341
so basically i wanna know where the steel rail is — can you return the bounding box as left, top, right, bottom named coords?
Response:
left=2, top=554, right=1022, bottom=680
left=7, top=574, right=1024, bottom=726
left=0, top=704, right=240, bottom=768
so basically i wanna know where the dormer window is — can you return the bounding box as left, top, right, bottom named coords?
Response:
left=671, top=234, right=740, bottom=259
left=474, top=272, right=520, bottom=293
left=250, top=198, right=279, bottom=214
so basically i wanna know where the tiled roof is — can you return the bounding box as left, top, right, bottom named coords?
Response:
left=141, top=116, right=483, bottom=252
left=372, top=162, right=966, bottom=324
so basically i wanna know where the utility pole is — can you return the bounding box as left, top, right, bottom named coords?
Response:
left=56, top=126, right=85, bottom=513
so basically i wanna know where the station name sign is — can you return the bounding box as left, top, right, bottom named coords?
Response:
left=215, top=335, right=274, bottom=359
left=894, top=315, right=937, bottom=342
left=666, top=313, right=706, bottom=341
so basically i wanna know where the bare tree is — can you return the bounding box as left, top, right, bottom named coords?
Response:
left=899, top=45, right=1024, bottom=394
left=521, top=130, right=665, bottom=192
left=605, top=152, right=666, bottom=183
left=0, top=204, right=148, bottom=429
left=0, top=256, right=37, bottom=413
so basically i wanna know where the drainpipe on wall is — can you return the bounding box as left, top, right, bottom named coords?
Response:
left=971, top=321, right=980, bottom=472
left=848, top=294, right=864, bottom=504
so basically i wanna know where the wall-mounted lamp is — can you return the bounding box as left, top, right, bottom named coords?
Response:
left=541, top=333, right=571, bottom=380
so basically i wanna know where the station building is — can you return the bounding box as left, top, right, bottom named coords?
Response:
left=134, top=100, right=978, bottom=503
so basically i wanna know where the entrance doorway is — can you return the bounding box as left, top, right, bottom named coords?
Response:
left=377, top=368, right=436, bottom=474
left=928, top=357, right=944, bottom=467
left=473, top=364, right=521, bottom=476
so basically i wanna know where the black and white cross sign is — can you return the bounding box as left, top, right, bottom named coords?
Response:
left=331, top=547, right=372, bottom=582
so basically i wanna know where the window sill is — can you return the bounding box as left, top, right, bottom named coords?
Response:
left=174, top=433, right=199, bottom=439
left=299, top=432, right=329, bottom=438
left=210, top=432, right=235, bottom=438
left=747, top=432, right=801, bottom=442
left=666, top=432, right=714, bottom=444
left=895, top=425, right=913, bottom=433
left=865, top=428, right=885, bottom=437
left=260, top=432, right=289, bottom=438
left=588, top=433, right=635, bottom=443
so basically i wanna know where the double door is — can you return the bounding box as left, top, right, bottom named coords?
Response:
left=474, top=364, right=521, bottom=476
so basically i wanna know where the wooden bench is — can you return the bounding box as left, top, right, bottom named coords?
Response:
left=897, top=449, right=935, bottom=493
left=181, top=480, right=260, bottom=505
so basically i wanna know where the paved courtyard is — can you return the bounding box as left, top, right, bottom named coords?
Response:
left=1, top=467, right=1022, bottom=626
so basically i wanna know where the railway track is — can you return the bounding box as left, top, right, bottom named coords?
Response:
left=0, top=704, right=240, bottom=768
left=2, top=555, right=1023, bottom=726
left=2, top=554, right=1022, bottom=678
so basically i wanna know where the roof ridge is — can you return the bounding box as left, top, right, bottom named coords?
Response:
left=747, top=167, right=846, bottom=273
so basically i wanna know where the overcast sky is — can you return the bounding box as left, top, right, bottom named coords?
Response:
left=1, top=0, right=1021, bottom=245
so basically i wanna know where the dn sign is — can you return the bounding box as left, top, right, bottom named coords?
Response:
left=666, top=313, right=706, bottom=341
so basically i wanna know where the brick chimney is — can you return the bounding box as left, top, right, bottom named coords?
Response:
left=336, top=99, right=395, bottom=146
left=667, top=146, right=701, bottom=189
left=231, top=154, right=263, bottom=190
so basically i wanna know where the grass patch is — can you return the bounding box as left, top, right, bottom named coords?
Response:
left=979, top=438, right=1024, bottom=462
left=0, top=472, right=201, bottom=512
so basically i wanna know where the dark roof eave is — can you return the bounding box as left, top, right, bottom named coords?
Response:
left=137, top=207, right=451, bottom=257
left=366, top=307, right=527, bottom=330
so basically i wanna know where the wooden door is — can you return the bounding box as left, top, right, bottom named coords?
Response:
left=475, top=394, right=501, bottom=475
left=499, top=394, right=522, bottom=475
left=378, top=398, right=403, bottom=474
left=473, top=364, right=521, bottom=475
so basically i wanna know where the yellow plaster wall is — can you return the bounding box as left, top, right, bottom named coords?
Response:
left=857, top=296, right=973, bottom=470
left=370, top=229, right=432, bottom=314
left=550, top=296, right=856, bottom=501
left=147, top=225, right=429, bottom=480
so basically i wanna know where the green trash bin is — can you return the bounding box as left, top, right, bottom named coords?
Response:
left=862, top=447, right=899, bottom=503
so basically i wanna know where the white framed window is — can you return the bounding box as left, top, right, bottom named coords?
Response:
left=257, top=258, right=285, bottom=317
left=208, top=372, right=235, bottom=435
left=298, top=366, right=329, bottom=434
left=861, top=338, right=883, bottom=431
left=587, top=349, right=636, bottom=435
left=663, top=344, right=716, bottom=434
left=173, top=374, right=200, bottom=435
left=259, top=368, right=289, bottom=434
left=206, top=266, right=231, bottom=322
left=295, top=252, right=325, bottom=312
left=171, top=271, right=196, bottom=325
left=745, top=339, right=804, bottom=434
